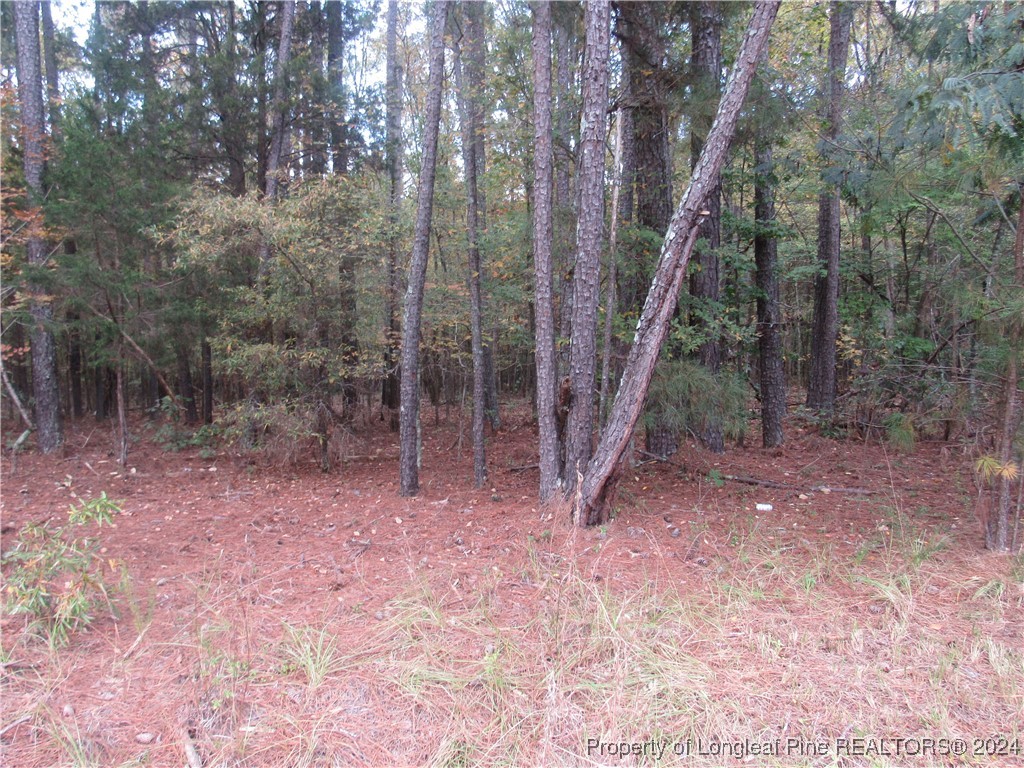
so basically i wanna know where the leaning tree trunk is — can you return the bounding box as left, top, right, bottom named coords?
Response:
left=14, top=0, right=63, bottom=454
left=398, top=0, right=448, bottom=496
left=564, top=0, right=610, bottom=493
left=531, top=0, right=560, bottom=502
left=754, top=139, right=785, bottom=448
left=576, top=0, right=780, bottom=526
left=806, top=1, right=854, bottom=412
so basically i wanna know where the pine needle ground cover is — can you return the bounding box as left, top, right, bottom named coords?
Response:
left=2, top=410, right=1021, bottom=767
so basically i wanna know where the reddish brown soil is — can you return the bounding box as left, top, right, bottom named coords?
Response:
left=1, top=405, right=1019, bottom=766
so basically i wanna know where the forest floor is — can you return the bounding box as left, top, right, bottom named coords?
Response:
left=1, top=404, right=1022, bottom=767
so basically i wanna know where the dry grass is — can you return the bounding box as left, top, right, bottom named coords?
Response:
left=5, top=517, right=1021, bottom=767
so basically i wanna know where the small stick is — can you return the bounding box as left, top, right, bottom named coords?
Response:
left=182, top=728, right=203, bottom=768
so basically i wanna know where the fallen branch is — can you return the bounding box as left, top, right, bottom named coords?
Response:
left=722, top=474, right=875, bottom=495
left=1, top=358, right=35, bottom=431
left=637, top=449, right=686, bottom=469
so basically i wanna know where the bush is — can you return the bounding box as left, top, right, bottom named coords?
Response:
left=2, top=494, right=122, bottom=648
left=643, top=359, right=749, bottom=447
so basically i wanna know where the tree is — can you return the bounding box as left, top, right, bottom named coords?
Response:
left=454, top=2, right=488, bottom=488
left=806, top=1, right=854, bottom=412
left=564, top=0, right=609, bottom=491
left=615, top=1, right=675, bottom=457
left=398, top=0, right=449, bottom=496
left=531, top=0, right=559, bottom=502
left=258, top=0, right=296, bottom=271
left=382, top=0, right=403, bottom=428
left=754, top=136, right=785, bottom=448
left=689, top=0, right=725, bottom=453
left=14, top=0, right=63, bottom=454
left=576, top=0, right=781, bottom=526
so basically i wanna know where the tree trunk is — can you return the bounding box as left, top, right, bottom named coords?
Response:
left=41, top=0, right=61, bottom=142
left=116, top=361, right=129, bottom=466
left=599, top=107, right=626, bottom=429
left=257, top=0, right=296, bottom=270
left=806, top=2, right=854, bottom=412
left=201, top=338, right=213, bottom=425
left=454, top=5, right=488, bottom=489
left=382, top=0, right=403, bottom=428
left=264, top=0, right=295, bottom=202
left=531, top=0, right=560, bottom=502
left=617, top=1, right=676, bottom=457
left=576, top=0, right=780, bottom=526
left=553, top=7, right=576, bottom=380
left=754, top=140, right=785, bottom=448
left=565, top=0, right=610, bottom=492
left=398, top=0, right=448, bottom=496
left=326, top=0, right=348, bottom=175
left=690, top=0, right=725, bottom=453
left=328, top=1, right=359, bottom=415
left=988, top=186, right=1024, bottom=551
left=177, top=345, right=199, bottom=425
left=14, top=0, right=63, bottom=454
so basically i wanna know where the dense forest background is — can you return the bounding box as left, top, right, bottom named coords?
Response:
left=2, top=1, right=1021, bottom=548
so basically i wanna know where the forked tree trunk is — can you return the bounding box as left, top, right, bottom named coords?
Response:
left=531, top=0, right=560, bottom=502
left=564, top=0, right=610, bottom=492
left=806, top=1, right=854, bottom=412
left=14, top=0, right=63, bottom=454
left=575, top=0, right=780, bottom=526
left=398, top=0, right=448, bottom=496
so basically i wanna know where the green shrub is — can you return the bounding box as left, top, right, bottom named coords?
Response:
left=643, top=358, right=749, bottom=444
left=2, top=493, right=121, bottom=648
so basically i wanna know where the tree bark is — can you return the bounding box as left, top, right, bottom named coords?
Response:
left=382, top=0, right=403, bottom=428
left=454, top=4, right=488, bottom=488
left=15, top=0, right=63, bottom=454
left=177, top=345, right=199, bottom=425
left=754, top=139, right=785, bottom=448
left=41, top=0, right=60, bottom=142
left=575, top=0, right=780, bottom=526
left=264, top=0, right=295, bottom=202
left=690, top=0, right=725, bottom=453
left=201, top=338, right=213, bottom=425
left=326, top=0, right=348, bottom=175
left=599, top=107, right=626, bottom=430
left=398, top=0, right=449, bottom=496
left=328, top=1, right=359, bottom=414
left=257, top=0, right=296, bottom=271
left=564, top=0, right=610, bottom=492
left=617, top=1, right=676, bottom=458
left=806, top=1, right=854, bottom=412
left=531, top=0, right=560, bottom=502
